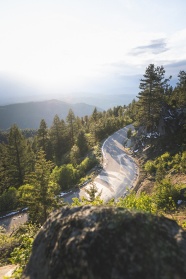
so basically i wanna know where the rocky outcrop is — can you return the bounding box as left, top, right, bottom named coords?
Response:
left=22, top=206, right=186, bottom=279
left=158, top=107, right=186, bottom=136
left=132, top=106, right=186, bottom=153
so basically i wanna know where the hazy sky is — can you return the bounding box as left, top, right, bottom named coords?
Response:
left=0, top=0, right=186, bottom=97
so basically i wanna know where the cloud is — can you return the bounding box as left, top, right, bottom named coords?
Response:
left=162, top=59, right=186, bottom=80
left=130, top=38, right=169, bottom=55
left=165, top=59, right=186, bottom=69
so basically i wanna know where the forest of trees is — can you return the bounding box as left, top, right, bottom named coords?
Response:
left=0, top=103, right=133, bottom=222
left=0, top=64, right=186, bottom=278
left=0, top=64, right=185, bottom=224
left=0, top=64, right=186, bottom=221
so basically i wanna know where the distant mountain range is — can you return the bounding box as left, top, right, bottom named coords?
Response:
left=0, top=100, right=102, bottom=130
left=0, top=75, right=138, bottom=110
left=0, top=76, right=139, bottom=130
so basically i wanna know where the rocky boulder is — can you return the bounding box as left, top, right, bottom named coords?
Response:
left=22, top=206, right=186, bottom=279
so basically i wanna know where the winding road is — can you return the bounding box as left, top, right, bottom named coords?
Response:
left=63, top=124, right=139, bottom=203
left=0, top=125, right=139, bottom=231
left=0, top=125, right=139, bottom=278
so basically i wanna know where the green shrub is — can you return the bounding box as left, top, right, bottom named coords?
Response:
left=144, top=161, right=156, bottom=174
left=116, top=192, right=156, bottom=213
left=79, top=157, right=98, bottom=175
left=51, top=164, right=80, bottom=191
left=153, top=179, right=181, bottom=212
left=0, top=226, right=18, bottom=266
left=9, top=223, right=39, bottom=279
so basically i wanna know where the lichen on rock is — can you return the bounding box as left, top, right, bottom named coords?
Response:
left=22, top=206, right=186, bottom=279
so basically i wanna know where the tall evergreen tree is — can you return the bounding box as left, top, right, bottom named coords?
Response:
left=76, top=130, right=89, bottom=156
left=137, top=64, right=171, bottom=131
left=0, top=143, right=9, bottom=194
left=50, top=115, right=67, bottom=165
left=83, top=115, right=90, bottom=131
left=19, top=150, right=60, bottom=224
left=91, top=107, right=99, bottom=122
left=177, top=70, right=186, bottom=106
left=37, top=119, right=52, bottom=160
left=7, top=125, right=29, bottom=187
left=70, top=144, right=80, bottom=166
left=66, top=109, right=76, bottom=146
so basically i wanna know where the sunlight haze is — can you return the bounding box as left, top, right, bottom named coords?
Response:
left=0, top=0, right=186, bottom=105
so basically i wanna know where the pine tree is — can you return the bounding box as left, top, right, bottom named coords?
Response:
left=37, top=119, right=52, bottom=160
left=137, top=64, right=171, bottom=131
left=91, top=107, right=99, bottom=122
left=7, top=125, right=29, bottom=187
left=0, top=143, right=9, bottom=194
left=84, top=182, right=102, bottom=202
left=70, top=144, right=80, bottom=166
left=177, top=70, right=186, bottom=106
left=50, top=115, right=67, bottom=165
left=76, top=130, right=88, bottom=156
left=19, top=150, right=60, bottom=224
left=66, top=109, right=76, bottom=146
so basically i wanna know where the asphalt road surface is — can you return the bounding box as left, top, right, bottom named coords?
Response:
left=0, top=126, right=138, bottom=277
left=63, top=124, right=139, bottom=203
left=0, top=212, right=28, bottom=233
left=0, top=125, right=138, bottom=230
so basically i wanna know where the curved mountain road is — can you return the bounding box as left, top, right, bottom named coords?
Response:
left=64, top=124, right=139, bottom=203
left=0, top=125, right=138, bottom=233
left=0, top=125, right=138, bottom=278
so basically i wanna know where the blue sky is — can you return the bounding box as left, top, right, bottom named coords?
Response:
left=0, top=0, right=186, bottom=101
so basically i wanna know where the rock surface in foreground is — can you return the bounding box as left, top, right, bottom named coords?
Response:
left=22, top=206, right=186, bottom=279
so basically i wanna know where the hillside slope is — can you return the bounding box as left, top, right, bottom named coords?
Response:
left=0, top=99, right=102, bottom=130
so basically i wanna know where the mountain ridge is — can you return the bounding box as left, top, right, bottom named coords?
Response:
left=0, top=99, right=103, bottom=130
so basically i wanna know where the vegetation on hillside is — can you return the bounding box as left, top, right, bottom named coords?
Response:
left=0, top=105, right=131, bottom=216
left=0, top=64, right=185, bottom=278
